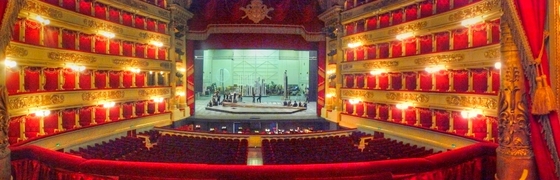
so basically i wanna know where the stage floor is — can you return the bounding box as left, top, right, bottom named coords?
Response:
left=193, top=96, right=319, bottom=120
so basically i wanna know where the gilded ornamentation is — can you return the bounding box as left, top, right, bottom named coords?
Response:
left=160, top=62, right=172, bottom=69
left=22, top=1, right=63, bottom=18
left=8, top=94, right=65, bottom=110
left=0, top=86, right=9, bottom=150
left=138, top=89, right=170, bottom=97
left=362, top=61, right=399, bottom=69
left=386, top=93, right=429, bottom=103
left=48, top=52, right=97, bottom=63
left=445, top=96, right=498, bottom=109
left=388, top=21, right=428, bottom=35
left=414, top=54, right=464, bottom=65
left=240, top=0, right=274, bottom=23
left=5, top=45, right=28, bottom=57
left=113, top=0, right=148, bottom=10
left=342, top=64, right=353, bottom=70
left=448, top=0, right=500, bottom=21
left=484, top=49, right=500, bottom=59
left=343, top=34, right=374, bottom=45
left=82, top=19, right=124, bottom=34
left=340, top=89, right=374, bottom=99
left=139, top=33, right=169, bottom=44
left=82, top=91, right=125, bottom=101
left=112, top=59, right=149, bottom=67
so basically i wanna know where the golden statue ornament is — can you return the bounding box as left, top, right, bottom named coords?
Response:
left=240, top=0, right=274, bottom=23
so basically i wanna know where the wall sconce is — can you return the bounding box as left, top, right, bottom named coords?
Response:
left=425, top=65, right=445, bottom=73
left=67, top=64, right=86, bottom=72
left=98, top=30, right=116, bottom=39
left=149, top=71, right=153, bottom=74
left=176, top=91, right=185, bottom=96
left=159, top=71, right=164, bottom=75
left=34, top=110, right=51, bottom=117
left=153, top=97, right=164, bottom=103
left=33, top=15, right=50, bottom=25
left=395, top=102, right=413, bottom=110
left=102, top=101, right=116, bottom=108
left=461, top=108, right=483, bottom=118
left=370, top=69, right=386, bottom=75
left=4, top=59, right=17, bottom=68
left=348, top=42, right=362, bottom=48
left=461, top=16, right=484, bottom=27
left=326, top=69, right=336, bottom=75
left=348, top=99, right=360, bottom=104
left=396, top=32, right=414, bottom=40
left=130, top=68, right=141, bottom=73
left=494, top=62, right=502, bottom=70
left=150, top=41, right=164, bottom=47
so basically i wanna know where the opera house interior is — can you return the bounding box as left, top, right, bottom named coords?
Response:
left=0, top=0, right=558, bottom=179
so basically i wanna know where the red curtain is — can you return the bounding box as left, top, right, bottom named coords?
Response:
left=378, top=105, right=388, bottom=121
left=454, top=0, right=469, bottom=8
left=94, top=106, right=106, bottom=124
left=109, top=39, right=120, bottom=55
left=405, top=72, right=416, bottom=90
left=123, top=71, right=133, bottom=88
left=123, top=41, right=133, bottom=56
left=79, top=33, right=92, bottom=52
left=109, top=7, right=120, bottom=23
left=94, top=36, right=107, bottom=54
left=135, top=43, right=146, bottom=58
left=436, top=0, right=450, bottom=13
left=62, top=0, right=76, bottom=11
left=472, top=68, right=488, bottom=93
left=345, top=0, right=354, bottom=9
left=25, top=115, right=40, bottom=139
left=346, top=49, right=354, bottom=62
left=366, top=17, right=377, bottom=31
left=79, top=70, right=92, bottom=89
left=135, top=101, right=145, bottom=116
left=391, top=106, right=402, bottom=122
left=367, top=75, right=376, bottom=89
left=8, top=118, right=21, bottom=144
left=419, top=71, right=432, bottom=91
left=491, top=19, right=500, bottom=44
left=6, top=68, right=19, bottom=94
left=158, top=47, right=166, bottom=60
left=435, top=70, right=450, bottom=92
left=420, top=35, right=433, bottom=54
left=135, top=72, right=145, bottom=87
left=392, top=10, right=403, bottom=25
left=367, top=103, right=376, bottom=118
left=405, top=108, right=416, bottom=125
left=472, top=23, right=488, bottom=47
left=94, top=3, right=106, bottom=19
left=435, top=110, right=450, bottom=131
left=123, top=103, right=133, bottom=118
left=62, top=29, right=76, bottom=50
left=43, top=113, right=58, bottom=134
left=135, top=15, right=145, bottom=29
left=453, top=70, right=468, bottom=92
left=24, top=67, right=40, bottom=92
left=79, top=0, right=92, bottom=15
left=345, top=24, right=354, bottom=35
left=148, top=102, right=156, bottom=114
left=146, top=18, right=156, bottom=31
left=356, top=74, right=364, bottom=88
left=158, top=21, right=167, bottom=34
left=95, top=71, right=107, bottom=89
left=452, top=111, right=468, bottom=136
left=109, top=71, right=120, bottom=88
left=122, top=11, right=133, bottom=26
left=24, top=20, right=41, bottom=45
left=44, top=26, right=59, bottom=48
left=355, top=47, right=364, bottom=61
left=12, top=19, right=21, bottom=42
left=344, top=75, right=354, bottom=88
left=43, top=68, right=59, bottom=91
left=391, top=41, right=402, bottom=58
left=472, top=116, right=488, bottom=140
left=62, top=69, right=75, bottom=90
left=157, top=0, right=165, bottom=8
left=378, top=74, right=389, bottom=90
left=62, top=109, right=76, bottom=130
left=405, top=4, right=418, bottom=22
left=391, top=73, right=402, bottom=90
left=366, top=45, right=376, bottom=59
left=452, top=28, right=469, bottom=50
left=147, top=45, right=156, bottom=59
left=420, top=0, right=433, bottom=18
left=379, top=43, right=389, bottom=58
left=109, top=106, right=120, bottom=121
left=492, top=69, right=499, bottom=93
left=404, top=38, right=417, bottom=56
left=79, top=107, right=93, bottom=127
left=419, top=108, right=432, bottom=128
left=379, top=13, right=390, bottom=28
left=436, top=32, right=450, bottom=52
left=356, top=20, right=364, bottom=33
left=158, top=100, right=166, bottom=113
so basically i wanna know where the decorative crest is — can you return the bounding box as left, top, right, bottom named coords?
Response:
left=240, top=0, right=274, bottom=23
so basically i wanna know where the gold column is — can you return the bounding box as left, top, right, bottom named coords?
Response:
left=353, top=74, right=358, bottom=88
left=447, top=111, right=454, bottom=133
left=342, top=100, right=347, bottom=113
left=363, top=74, right=368, bottom=89
left=164, top=99, right=169, bottom=112
left=20, top=117, right=27, bottom=141
left=38, top=116, right=45, bottom=136
left=131, top=72, right=137, bottom=88
left=74, top=108, right=81, bottom=128
left=374, top=75, right=380, bottom=89
left=387, top=73, right=393, bottom=90
left=39, top=67, right=45, bottom=91
left=414, top=108, right=421, bottom=126
left=467, top=69, right=474, bottom=92
left=351, top=103, right=357, bottom=115
left=449, top=30, right=455, bottom=50
left=105, top=71, right=110, bottom=88
left=144, top=72, right=148, bottom=87
left=18, top=66, right=26, bottom=93
left=143, top=101, right=149, bottom=115
left=105, top=106, right=111, bottom=122
left=362, top=102, right=368, bottom=117
left=119, top=71, right=124, bottom=88
left=496, top=22, right=537, bottom=180
left=154, top=72, right=159, bottom=86
left=486, top=68, right=493, bottom=93
left=387, top=105, right=393, bottom=122
left=375, top=104, right=380, bottom=119
left=400, top=109, right=406, bottom=124
left=467, top=26, right=473, bottom=48
left=131, top=102, right=137, bottom=118
left=448, top=70, right=455, bottom=92
left=431, top=72, right=436, bottom=91
left=57, top=110, right=63, bottom=131
left=74, top=70, right=80, bottom=90
left=91, top=107, right=97, bottom=125
left=466, top=117, right=474, bottom=137
left=401, top=73, right=406, bottom=90
left=91, top=70, right=96, bottom=89
left=119, top=103, right=124, bottom=120
left=430, top=109, right=437, bottom=129
left=415, top=71, right=421, bottom=90
left=484, top=117, right=493, bottom=141
left=57, top=68, right=63, bottom=90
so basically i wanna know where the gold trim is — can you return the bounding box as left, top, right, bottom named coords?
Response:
left=112, top=59, right=149, bottom=67
left=414, top=54, right=465, bottom=66
left=82, top=91, right=125, bottom=101
left=484, top=49, right=500, bottom=59
left=138, top=89, right=170, bottom=97
left=8, top=94, right=65, bottom=110
left=362, top=61, right=399, bottom=69
left=340, top=89, right=375, bottom=99
left=388, top=21, right=428, bottom=35
left=447, top=0, right=500, bottom=21
left=22, top=1, right=63, bottom=19
left=445, top=95, right=498, bottom=109
left=5, top=45, right=28, bottom=58
left=386, top=93, right=429, bottom=103
left=47, top=52, right=97, bottom=63
left=187, top=24, right=324, bottom=42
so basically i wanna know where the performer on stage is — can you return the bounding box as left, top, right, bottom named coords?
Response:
left=255, top=80, right=262, bottom=103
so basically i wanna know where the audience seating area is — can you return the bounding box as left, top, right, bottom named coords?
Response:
left=122, top=134, right=248, bottom=164
left=68, top=136, right=145, bottom=160
left=262, top=132, right=437, bottom=165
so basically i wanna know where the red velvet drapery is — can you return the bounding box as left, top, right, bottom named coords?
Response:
left=12, top=19, right=20, bottom=42
left=62, top=109, right=76, bottom=130
left=24, top=20, right=41, bottom=45
left=43, top=68, right=58, bottom=91
left=44, top=26, right=59, bottom=48
left=79, top=0, right=92, bottom=15
left=62, top=29, right=76, bottom=50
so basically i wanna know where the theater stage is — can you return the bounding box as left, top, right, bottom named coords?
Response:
left=193, top=96, right=318, bottom=120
